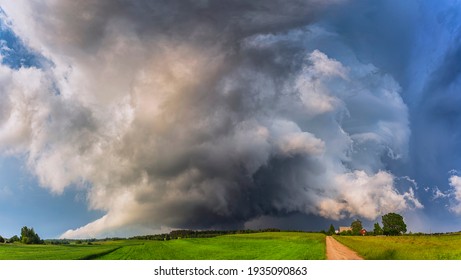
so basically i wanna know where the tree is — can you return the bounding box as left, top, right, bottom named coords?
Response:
left=382, top=213, right=407, bottom=236
left=9, top=235, right=20, bottom=243
left=0, top=235, right=4, bottom=243
left=373, top=222, right=383, bottom=235
left=20, top=226, right=43, bottom=244
left=327, top=224, right=336, bottom=236
left=351, top=219, right=363, bottom=235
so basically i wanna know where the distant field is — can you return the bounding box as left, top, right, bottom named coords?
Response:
left=0, top=232, right=325, bottom=260
left=334, top=235, right=461, bottom=260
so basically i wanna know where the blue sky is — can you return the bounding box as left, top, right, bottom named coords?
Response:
left=0, top=1, right=461, bottom=239
left=0, top=156, right=102, bottom=238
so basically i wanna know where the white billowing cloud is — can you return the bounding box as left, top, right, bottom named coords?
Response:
left=0, top=65, right=51, bottom=155
left=270, top=120, right=325, bottom=157
left=432, top=174, right=461, bottom=215
left=296, top=50, right=347, bottom=116
left=449, top=175, right=461, bottom=214
left=317, top=170, right=422, bottom=220
left=0, top=1, right=421, bottom=238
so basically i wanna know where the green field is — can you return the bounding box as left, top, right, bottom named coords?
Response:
left=334, top=235, right=461, bottom=260
left=0, top=232, right=325, bottom=260
left=0, top=242, right=122, bottom=260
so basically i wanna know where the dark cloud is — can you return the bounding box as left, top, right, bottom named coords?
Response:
left=0, top=0, right=441, bottom=238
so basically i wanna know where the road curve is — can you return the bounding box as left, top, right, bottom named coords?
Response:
left=326, top=236, right=363, bottom=260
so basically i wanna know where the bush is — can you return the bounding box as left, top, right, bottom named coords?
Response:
left=340, top=230, right=352, bottom=236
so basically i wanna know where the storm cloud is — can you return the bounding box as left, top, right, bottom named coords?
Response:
left=5, top=0, right=457, bottom=238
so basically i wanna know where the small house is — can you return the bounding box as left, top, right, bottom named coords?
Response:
left=339, top=226, right=352, bottom=233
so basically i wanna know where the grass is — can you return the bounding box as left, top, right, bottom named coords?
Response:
left=0, top=232, right=325, bottom=260
left=334, top=234, right=461, bottom=260
left=97, top=232, right=326, bottom=260
left=0, top=242, right=123, bottom=260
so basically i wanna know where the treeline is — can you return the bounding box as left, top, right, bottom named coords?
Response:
left=130, top=228, right=282, bottom=241
left=0, top=226, right=43, bottom=244
left=44, top=239, right=98, bottom=245
left=1, top=227, right=319, bottom=244
left=406, top=231, right=461, bottom=236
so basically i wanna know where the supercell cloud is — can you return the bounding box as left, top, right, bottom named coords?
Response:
left=2, top=0, right=460, bottom=238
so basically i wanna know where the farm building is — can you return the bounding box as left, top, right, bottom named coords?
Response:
left=339, top=227, right=352, bottom=233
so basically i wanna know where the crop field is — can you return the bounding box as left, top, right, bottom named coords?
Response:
left=334, top=234, right=461, bottom=260
left=0, top=232, right=325, bottom=260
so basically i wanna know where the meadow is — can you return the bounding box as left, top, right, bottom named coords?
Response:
left=0, top=242, right=122, bottom=260
left=334, top=234, right=461, bottom=260
left=0, top=232, right=325, bottom=260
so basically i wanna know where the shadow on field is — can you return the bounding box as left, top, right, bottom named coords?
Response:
left=79, top=247, right=122, bottom=260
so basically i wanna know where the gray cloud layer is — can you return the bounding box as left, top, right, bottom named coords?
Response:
left=0, top=0, right=425, bottom=238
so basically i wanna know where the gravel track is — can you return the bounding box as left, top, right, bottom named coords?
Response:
left=326, top=236, right=363, bottom=260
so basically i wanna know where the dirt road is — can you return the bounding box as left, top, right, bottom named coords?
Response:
left=326, top=236, right=363, bottom=260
